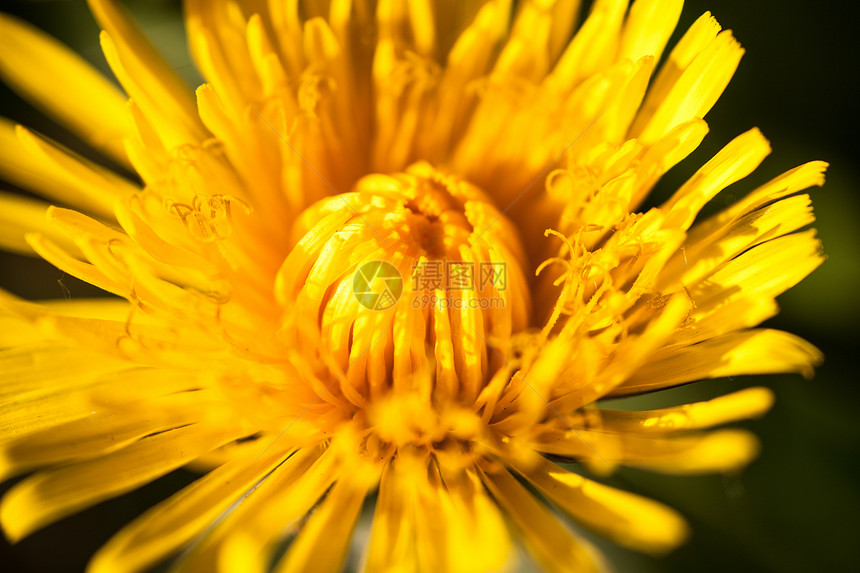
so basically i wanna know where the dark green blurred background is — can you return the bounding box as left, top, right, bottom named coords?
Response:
left=1, top=0, right=858, bottom=571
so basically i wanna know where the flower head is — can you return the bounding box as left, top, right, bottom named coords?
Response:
left=0, top=1, right=825, bottom=572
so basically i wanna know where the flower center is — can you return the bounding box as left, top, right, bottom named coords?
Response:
left=274, top=162, right=531, bottom=411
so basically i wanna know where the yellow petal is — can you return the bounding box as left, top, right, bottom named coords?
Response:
left=634, top=20, right=743, bottom=143
left=0, top=191, right=79, bottom=257
left=185, top=0, right=260, bottom=115
left=624, top=429, right=762, bottom=474
left=547, top=0, right=583, bottom=64
left=634, top=118, right=709, bottom=206
left=215, top=444, right=346, bottom=570
left=87, top=445, right=295, bottom=573
left=492, top=1, right=554, bottom=83
left=662, top=128, right=771, bottom=231
left=688, top=230, right=825, bottom=319
left=507, top=335, right=572, bottom=430
left=0, top=342, right=126, bottom=446
left=359, top=461, right=420, bottom=573
left=0, top=120, right=138, bottom=220
left=662, top=193, right=816, bottom=290
left=6, top=296, right=135, bottom=322
left=479, top=465, right=606, bottom=573
left=615, top=329, right=822, bottom=396
left=0, top=13, right=133, bottom=166
left=86, top=368, right=204, bottom=411
left=0, top=390, right=213, bottom=481
left=0, top=119, right=114, bottom=219
left=426, top=0, right=509, bottom=158
left=113, top=199, right=218, bottom=273
left=122, top=99, right=168, bottom=183
left=534, top=427, right=762, bottom=474
left=689, top=160, right=828, bottom=244
left=87, top=0, right=207, bottom=149
left=550, top=0, right=626, bottom=89
left=0, top=343, right=126, bottom=402
left=0, top=393, right=92, bottom=450
left=265, top=0, right=304, bottom=78
left=274, top=473, right=371, bottom=573
left=183, top=444, right=335, bottom=572
left=546, top=294, right=690, bottom=414
left=0, top=423, right=242, bottom=541
left=0, top=314, right=44, bottom=348
left=429, top=469, right=511, bottom=573
left=98, top=31, right=206, bottom=150
left=16, top=128, right=139, bottom=213
left=600, top=387, right=775, bottom=433
left=48, top=313, right=228, bottom=368
left=619, top=0, right=683, bottom=64
left=513, top=456, right=689, bottom=554
left=363, top=459, right=511, bottom=573
left=26, top=233, right=125, bottom=297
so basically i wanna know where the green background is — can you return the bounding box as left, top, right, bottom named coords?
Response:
left=1, top=0, right=858, bottom=571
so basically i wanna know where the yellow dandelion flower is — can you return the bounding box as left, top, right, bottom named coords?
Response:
left=0, top=1, right=826, bottom=572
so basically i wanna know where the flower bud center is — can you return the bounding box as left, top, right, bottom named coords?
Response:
left=275, top=162, right=531, bottom=408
